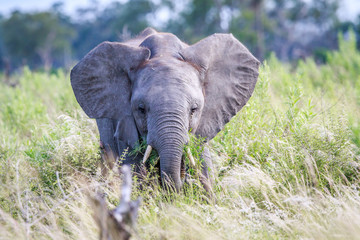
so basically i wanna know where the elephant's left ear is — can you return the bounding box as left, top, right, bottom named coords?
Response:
left=181, top=34, right=260, bottom=140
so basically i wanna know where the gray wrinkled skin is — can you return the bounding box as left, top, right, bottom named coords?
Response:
left=70, top=28, right=260, bottom=191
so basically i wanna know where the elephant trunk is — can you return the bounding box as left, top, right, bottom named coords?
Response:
left=148, top=109, right=188, bottom=192
left=158, top=139, right=184, bottom=192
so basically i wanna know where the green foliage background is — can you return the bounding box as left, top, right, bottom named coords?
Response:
left=0, top=0, right=355, bottom=70
left=0, top=34, right=359, bottom=239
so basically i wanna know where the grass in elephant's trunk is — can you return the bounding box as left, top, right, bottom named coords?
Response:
left=129, top=135, right=208, bottom=195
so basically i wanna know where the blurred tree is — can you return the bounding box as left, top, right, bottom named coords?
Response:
left=50, top=2, right=75, bottom=69
left=165, top=0, right=223, bottom=43
left=267, top=0, right=340, bottom=60
left=1, top=8, right=74, bottom=71
left=0, top=0, right=357, bottom=71
left=72, top=0, right=156, bottom=59
left=0, top=14, right=4, bottom=71
left=227, top=0, right=341, bottom=61
left=336, top=16, right=360, bottom=48
left=165, top=0, right=344, bottom=61
left=227, top=0, right=273, bottom=61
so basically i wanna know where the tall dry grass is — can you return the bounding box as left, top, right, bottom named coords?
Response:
left=0, top=32, right=359, bottom=239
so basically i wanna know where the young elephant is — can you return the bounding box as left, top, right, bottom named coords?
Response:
left=70, top=27, right=260, bottom=192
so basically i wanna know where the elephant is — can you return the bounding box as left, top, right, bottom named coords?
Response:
left=70, top=27, right=260, bottom=192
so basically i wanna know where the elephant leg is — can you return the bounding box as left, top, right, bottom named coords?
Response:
left=200, top=145, right=214, bottom=194
left=96, top=118, right=119, bottom=171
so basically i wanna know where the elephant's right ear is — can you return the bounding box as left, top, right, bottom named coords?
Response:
left=70, top=42, right=150, bottom=119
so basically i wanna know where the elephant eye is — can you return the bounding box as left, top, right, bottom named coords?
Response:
left=138, top=104, right=146, bottom=114
left=191, top=104, right=198, bottom=115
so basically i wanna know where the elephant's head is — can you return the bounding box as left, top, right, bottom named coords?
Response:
left=70, top=28, right=260, bottom=191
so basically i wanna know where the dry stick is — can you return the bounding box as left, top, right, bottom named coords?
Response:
left=112, top=165, right=132, bottom=222
left=95, top=165, right=141, bottom=240
left=113, top=165, right=141, bottom=227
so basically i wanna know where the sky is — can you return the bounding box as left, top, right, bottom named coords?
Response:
left=0, top=0, right=115, bottom=16
left=0, top=0, right=359, bottom=21
left=338, top=0, right=360, bottom=20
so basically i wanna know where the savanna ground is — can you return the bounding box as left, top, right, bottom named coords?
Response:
left=1, top=33, right=360, bottom=239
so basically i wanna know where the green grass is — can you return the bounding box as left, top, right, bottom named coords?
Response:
left=0, top=33, right=360, bottom=239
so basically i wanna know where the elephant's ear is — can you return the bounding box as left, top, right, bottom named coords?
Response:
left=181, top=34, right=260, bottom=140
left=70, top=42, right=150, bottom=145
left=71, top=41, right=150, bottom=119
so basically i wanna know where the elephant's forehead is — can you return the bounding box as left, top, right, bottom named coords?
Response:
left=146, top=81, right=193, bottom=103
left=138, top=58, right=199, bottom=86
left=141, top=76, right=191, bottom=102
left=140, top=32, right=188, bottom=58
left=133, top=63, right=200, bottom=103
